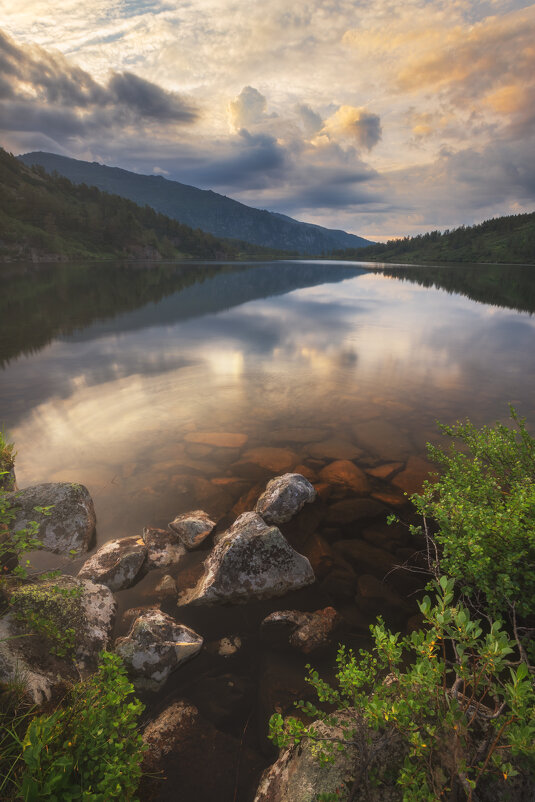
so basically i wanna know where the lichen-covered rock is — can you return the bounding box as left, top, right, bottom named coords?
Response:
left=179, top=516, right=314, bottom=606
left=168, top=510, right=216, bottom=549
left=78, top=536, right=147, bottom=590
left=115, top=609, right=203, bottom=690
left=261, top=607, right=340, bottom=654
left=213, top=511, right=271, bottom=545
left=255, top=473, right=316, bottom=525
left=142, top=526, right=186, bottom=568
left=254, top=710, right=403, bottom=802
left=4, top=482, right=95, bottom=554
left=0, top=575, right=115, bottom=703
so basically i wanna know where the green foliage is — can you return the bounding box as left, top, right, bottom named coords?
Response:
left=0, top=430, right=15, bottom=474
left=332, top=211, right=535, bottom=264
left=10, top=581, right=83, bottom=658
left=270, top=578, right=535, bottom=802
left=18, top=652, right=146, bottom=801
left=410, top=408, right=535, bottom=619
left=0, top=677, right=36, bottom=800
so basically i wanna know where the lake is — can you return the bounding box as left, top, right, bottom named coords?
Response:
left=1, top=259, right=535, bottom=798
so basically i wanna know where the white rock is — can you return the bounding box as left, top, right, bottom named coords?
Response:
left=168, top=510, right=216, bottom=549
left=78, top=536, right=147, bottom=591
left=255, top=473, right=316, bottom=525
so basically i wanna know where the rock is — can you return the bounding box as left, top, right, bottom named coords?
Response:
left=326, top=497, right=389, bottom=525
left=356, top=574, right=411, bottom=613
left=213, top=511, right=271, bottom=545
left=313, top=482, right=333, bottom=502
left=232, top=482, right=264, bottom=516
left=366, top=462, right=404, bottom=479
left=141, top=700, right=265, bottom=802
left=319, top=460, right=370, bottom=494
left=371, top=488, right=407, bottom=508
left=320, top=567, right=357, bottom=600
left=261, top=607, right=340, bottom=654
left=154, top=574, right=177, bottom=598
left=352, top=420, right=412, bottom=461
left=333, top=539, right=395, bottom=577
left=78, top=536, right=147, bottom=591
left=233, top=447, right=299, bottom=479
left=115, top=609, right=203, bottom=691
left=255, top=473, right=316, bottom=525
left=179, top=515, right=315, bottom=606
left=255, top=710, right=404, bottom=802
left=142, top=526, right=186, bottom=569
left=292, top=463, right=318, bottom=482
left=5, top=482, right=95, bottom=554
left=184, top=431, right=248, bottom=448
left=299, top=532, right=334, bottom=579
left=306, top=437, right=363, bottom=461
left=168, top=510, right=216, bottom=549
left=269, top=427, right=327, bottom=444
left=215, top=636, right=242, bottom=656
left=0, top=576, right=115, bottom=703
left=392, top=456, right=437, bottom=494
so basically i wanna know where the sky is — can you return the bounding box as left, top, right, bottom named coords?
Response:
left=0, top=0, right=534, bottom=239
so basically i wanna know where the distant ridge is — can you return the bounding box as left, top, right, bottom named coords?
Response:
left=18, top=151, right=374, bottom=255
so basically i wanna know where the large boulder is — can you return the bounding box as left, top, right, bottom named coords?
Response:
left=5, top=482, right=95, bottom=554
left=179, top=514, right=315, bottom=606
left=141, top=700, right=265, bottom=802
left=114, top=609, right=203, bottom=691
left=78, top=536, right=147, bottom=591
left=213, top=511, right=270, bottom=545
left=261, top=607, right=341, bottom=654
left=255, top=473, right=316, bottom=525
left=0, top=575, right=115, bottom=703
left=168, top=510, right=216, bottom=549
left=254, top=710, right=403, bottom=802
left=142, top=526, right=186, bottom=568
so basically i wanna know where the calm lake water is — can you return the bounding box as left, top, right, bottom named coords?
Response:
left=1, top=260, right=535, bottom=797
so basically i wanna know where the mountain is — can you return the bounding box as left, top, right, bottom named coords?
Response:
left=0, top=148, right=287, bottom=262
left=18, top=151, right=374, bottom=255
left=332, top=212, right=535, bottom=265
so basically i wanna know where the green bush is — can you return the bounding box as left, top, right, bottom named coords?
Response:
left=18, top=651, right=146, bottom=801
left=410, top=408, right=535, bottom=620
left=270, top=578, right=535, bottom=802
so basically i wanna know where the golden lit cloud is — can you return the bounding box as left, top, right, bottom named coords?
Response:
left=322, top=105, right=382, bottom=149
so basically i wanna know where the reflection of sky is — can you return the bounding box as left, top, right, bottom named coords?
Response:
left=2, top=267, right=535, bottom=540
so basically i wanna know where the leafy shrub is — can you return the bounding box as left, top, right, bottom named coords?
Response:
left=410, top=408, right=535, bottom=620
left=270, top=578, right=535, bottom=802
left=19, top=651, right=146, bottom=801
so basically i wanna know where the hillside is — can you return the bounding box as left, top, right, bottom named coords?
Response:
left=332, top=213, right=535, bottom=264
left=18, top=151, right=373, bottom=255
left=0, top=149, right=287, bottom=262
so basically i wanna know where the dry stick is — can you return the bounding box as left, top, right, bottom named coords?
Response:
left=474, top=715, right=515, bottom=788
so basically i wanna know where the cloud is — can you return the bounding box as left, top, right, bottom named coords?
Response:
left=322, top=105, right=382, bottom=150
left=295, top=103, right=323, bottom=137
left=0, top=27, right=198, bottom=148
left=227, top=86, right=273, bottom=131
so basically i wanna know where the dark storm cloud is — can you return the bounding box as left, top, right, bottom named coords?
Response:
left=0, top=28, right=198, bottom=146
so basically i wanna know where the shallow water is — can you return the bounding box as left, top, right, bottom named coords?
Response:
left=2, top=259, right=535, bottom=798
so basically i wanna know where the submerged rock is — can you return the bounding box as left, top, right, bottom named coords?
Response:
left=184, top=431, right=248, bottom=448
left=115, top=609, right=203, bottom=691
left=154, top=574, right=178, bottom=598
left=0, top=576, right=115, bottom=703
left=319, top=460, right=370, bottom=494
left=391, top=456, right=436, bottom=494
left=255, top=473, right=316, bottom=525
left=142, top=526, right=186, bottom=568
left=5, top=482, right=95, bottom=554
left=179, top=514, right=314, bottom=606
left=78, top=536, right=147, bottom=591
left=168, top=510, right=216, bottom=549
left=261, top=607, right=341, bottom=654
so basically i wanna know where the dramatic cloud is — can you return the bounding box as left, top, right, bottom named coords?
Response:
left=322, top=106, right=382, bottom=150
left=1, top=0, right=534, bottom=238
left=228, top=86, right=271, bottom=131
left=0, top=28, right=198, bottom=149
